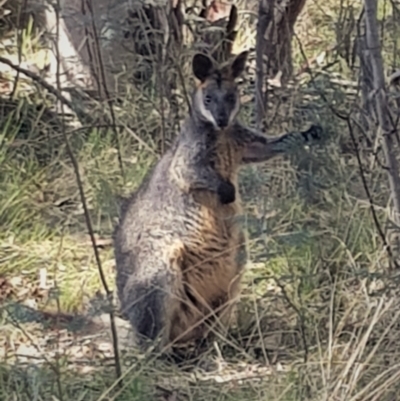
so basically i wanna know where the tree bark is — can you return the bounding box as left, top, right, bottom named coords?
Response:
left=255, top=0, right=307, bottom=127
left=255, top=0, right=271, bottom=129
left=364, top=0, right=400, bottom=257
left=198, top=0, right=238, bottom=64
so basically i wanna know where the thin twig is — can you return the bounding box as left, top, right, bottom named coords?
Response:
left=347, top=119, right=398, bottom=268
left=52, top=0, right=123, bottom=385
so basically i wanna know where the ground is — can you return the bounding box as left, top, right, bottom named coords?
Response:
left=1, top=0, right=400, bottom=400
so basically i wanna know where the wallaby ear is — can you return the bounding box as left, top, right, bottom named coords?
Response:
left=230, top=50, right=248, bottom=79
left=192, top=53, right=214, bottom=82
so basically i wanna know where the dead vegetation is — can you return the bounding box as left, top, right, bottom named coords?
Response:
left=1, top=0, right=400, bottom=400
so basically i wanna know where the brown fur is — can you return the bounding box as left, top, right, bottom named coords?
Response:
left=113, top=51, right=322, bottom=352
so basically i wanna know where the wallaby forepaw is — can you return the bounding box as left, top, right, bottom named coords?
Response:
left=303, top=124, right=323, bottom=141
left=218, top=180, right=236, bottom=204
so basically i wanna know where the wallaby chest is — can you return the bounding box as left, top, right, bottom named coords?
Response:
left=181, top=132, right=243, bottom=278
left=210, top=132, right=240, bottom=181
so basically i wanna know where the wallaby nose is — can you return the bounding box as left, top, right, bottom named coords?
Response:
left=217, top=115, right=229, bottom=128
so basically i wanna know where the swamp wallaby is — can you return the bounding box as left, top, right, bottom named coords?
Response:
left=114, top=50, right=322, bottom=351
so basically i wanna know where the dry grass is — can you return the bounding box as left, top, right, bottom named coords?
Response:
left=1, top=0, right=400, bottom=400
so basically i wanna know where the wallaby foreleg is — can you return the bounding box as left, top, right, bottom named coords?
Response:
left=235, top=124, right=323, bottom=164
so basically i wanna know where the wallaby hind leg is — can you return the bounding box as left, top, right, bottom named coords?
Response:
left=121, top=272, right=174, bottom=346
left=118, top=240, right=186, bottom=349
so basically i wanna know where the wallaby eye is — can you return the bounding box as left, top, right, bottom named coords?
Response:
left=204, top=95, right=212, bottom=106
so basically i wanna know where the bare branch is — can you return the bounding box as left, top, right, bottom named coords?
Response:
left=0, top=55, right=93, bottom=124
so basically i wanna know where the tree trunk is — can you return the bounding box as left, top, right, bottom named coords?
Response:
left=197, top=0, right=238, bottom=64
left=5, top=0, right=184, bottom=98
left=255, top=0, right=307, bottom=127
left=364, top=0, right=400, bottom=259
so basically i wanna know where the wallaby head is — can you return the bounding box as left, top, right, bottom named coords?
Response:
left=191, top=50, right=248, bottom=130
